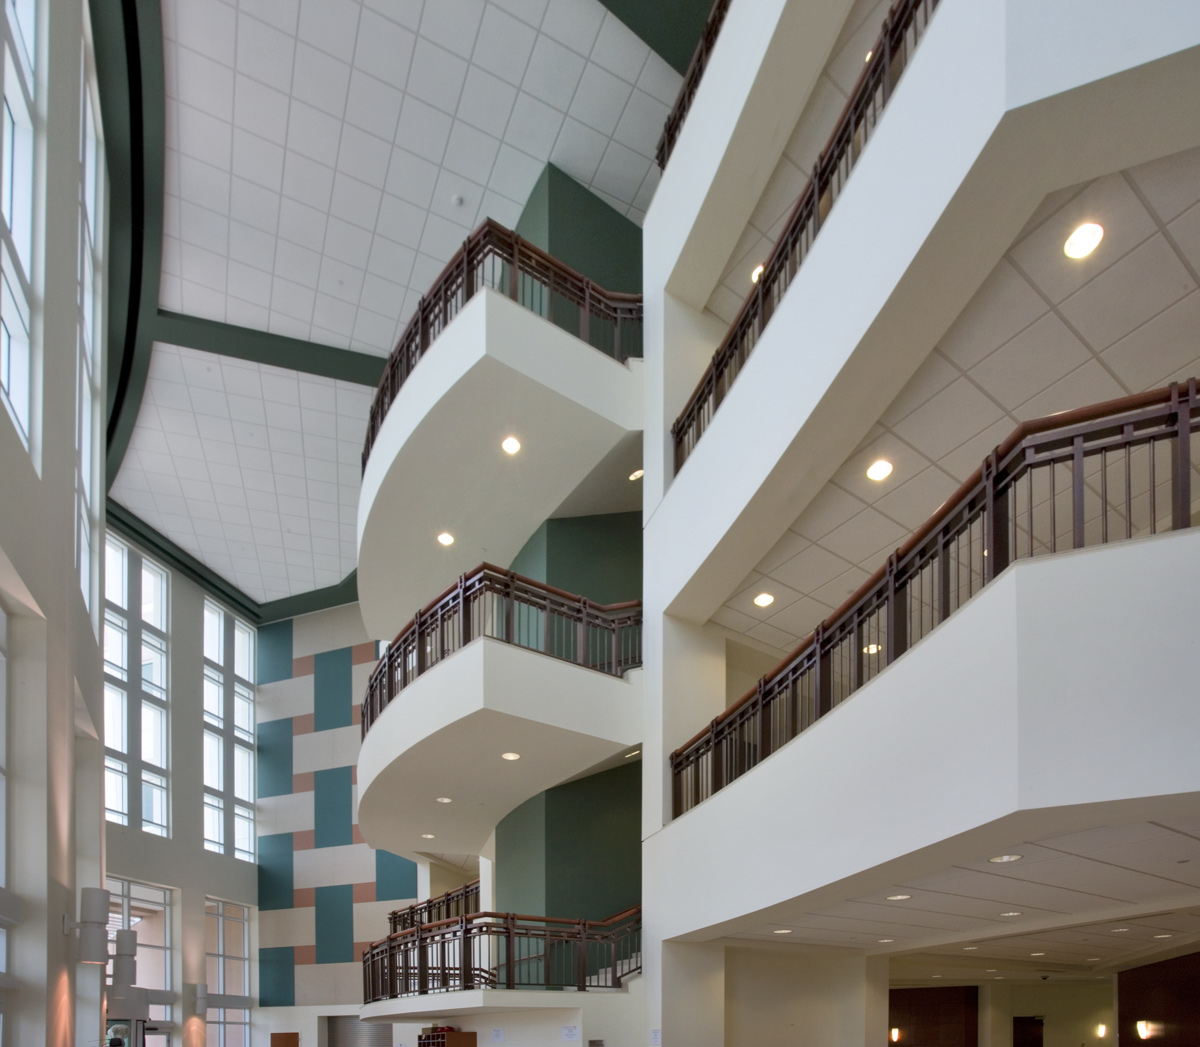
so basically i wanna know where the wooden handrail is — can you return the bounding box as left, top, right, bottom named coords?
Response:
left=361, top=564, right=643, bottom=736
left=671, top=0, right=942, bottom=472
left=361, top=219, right=643, bottom=472
left=655, top=0, right=732, bottom=168
left=671, top=380, right=1200, bottom=803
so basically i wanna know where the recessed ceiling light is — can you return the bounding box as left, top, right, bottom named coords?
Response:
left=988, top=854, right=1023, bottom=863
left=501, top=436, right=521, bottom=455
left=435, top=797, right=452, bottom=804
left=931, top=974, right=942, bottom=979
left=501, top=752, right=521, bottom=761
left=1030, top=952, right=1045, bottom=957
left=1153, top=934, right=1172, bottom=939
left=994, top=976, right=1004, bottom=980
left=1111, top=928, right=1130, bottom=933
left=421, top=833, right=435, bottom=839
left=437, top=532, right=454, bottom=546
left=625, top=749, right=641, bottom=758
left=754, top=592, right=775, bottom=607
left=629, top=469, right=644, bottom=481
left=878, top=939, right=895, bottom=943
left=451, top=193, right=464, bottom=207
left=750, top=264, right=764, bottom=284
left=1087, top=958, right=1100, bottom=962
left=986, top=969, right=997, bottom=973
left=886, top=894, right=911, bottom=901
left=867, top=459, right=893, bottom=481
left=863, top=643, right=881, bottom=654
left=864, top=49, right=873, bottom=62
left=772, top=929, right=792, bottom=934
left=1064, top=222, right=1104, bottom=259
left=963, top=946, right=978, bottom=951
left=1000, top=912, right=1022, bottom=917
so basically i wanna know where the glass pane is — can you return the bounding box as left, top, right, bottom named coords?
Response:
left=203, top=731, right=223, bottom=790
left=141, top=771, right=167, bottom=835
left=105, top=537, right=127, bottom=607
left=205, top=911, right=219, bottom=952
left=104, top=684, right=126, bottom=754
left=203, top=795, right=224, bottom=852
left=233, top=684, right=252, bottom=740
left=234, top=806, right=254, bottom=862
left=141, top=635, right=166, bottom=698
left=141, top=701, right=165, bottom=768
left=224, top=957, right=246, bottom=994
left=203, top=603, right=223, bottom=663
left=204, top=670, right=223, bottom=726
left=142, top=560, right=167, bottom=630
left=104, top=757, right=127, bottom=824
left=233, top=745, right=252, bottom=802
left=104, top=611, right=127, bottom=679
left=233, top=621, right=252, bottom=680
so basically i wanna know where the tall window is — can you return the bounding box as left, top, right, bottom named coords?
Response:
left=206, top=899, right=249, bottom=1047
left=202, top=603, right=255, bottom=860
left=76, top=57, right=102, bottom=608
left=107, top=878, right=171, bottom=1046
left=0, top=0, right=35, bottom=446
left=104, top=537, right=170, bottom=835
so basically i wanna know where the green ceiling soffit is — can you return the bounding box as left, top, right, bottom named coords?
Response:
left=107, top=498, right=360, bottom=626
left=596, top=0, right=716, bottom=75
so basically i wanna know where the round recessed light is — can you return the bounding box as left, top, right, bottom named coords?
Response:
left=501, top=752, right=521, bottom=761
left=866, top=459, right=893, bottom=481
left=864, top=49, right=873, bottom=62
left=435, top=797, right=452, bottom=804
left=931, top=975, right=942, bottom=979
left=628, top=468, right=644, bottom=481
left=863, top=643, right=881, bottom=654
left=501, top=436, right=521, bottom=455
left=1000, top=912, right=1022, bottom=917
left=421, top=833, right=435, bottom=839
left=1087, top=958, right=1100, bottom=962
left=1153, top=934, right=1173, bottom=939
left=1030, top=952, right=1045, bottom=957
left=1111, top=927, right=1130, bottom=933
left=963, top=946, right=978, bottom=951
left=437, top=532, right=454, bottom=546
left=754, top=592, right=775, bottom=608
left=886, top=894, right=912, bottom=901
left=988, top=854, right=1023, bottom=863
left=750, top=264, right=765, bottom=284
left=994, top=976, right=1004, bottom=980
left=772, top=929, right=792, bottom=934
left=878, top=938, right=895, bottom=943
left=1064, top=222, right=1104, bottom=259
left=986, top=969, right=997, bottom=973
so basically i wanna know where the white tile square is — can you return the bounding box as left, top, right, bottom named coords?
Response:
left=492, top=0, right=548, bottom=28
left=318, top=257, right=366, bottom=303
left=232, top=128, right=285, bottom=191
left=336, top=124, right=392, bottom=189
left=238, top=0, right=298, bottom=35
left=345, top=69, right=404, bottom=140
left=376, top=191, right=429, bottom=247
left=330, top=172, right=383, bottom=230
left=235, top=11, right=297, bottom=93
left=278, top=197, right=328, bottom=252
left=178, top=154, right=232, bottom=214
left=505, top=92, right=563, bottom=161
left=179, top=200, right=229, bottom=254
left=472, top=4, right=537, bottom=86
left=353, top=9, right=416, bottom=90
left=272, top=275, right=317, bottom=321
left=395, top=97, right=452, bottom=163
left=173, top=103, right=233, bottom=170
left=418, top=213, right=471, bottom=261
left=297, top=0, right=361, bottom=63
left=522, top=33, right=585, bottom=109
left=540, top=0, right=603, bottom=56
left=636, top=50, right=681, bottom=107
left=592, top=140, right=648, bottom=204
left=234, top=73, right=289, bottom=145
left=275, top=240, right=321, bottom=290
left=384, top=147, right=441, bottom=208
left=324, top=217, right=372, bottom=268
left=429, top=169, right=484, bottom=225
left=173, top=45, right=235, bottom=120
left=166, top=0, right=237, bottom=64
left=549, top=116, right=607, bottom=184
left=456, top=65, right=518, bottom=134
left=568, top=62, right=631, bottom=136
left=420, top=0, right=486, bottom=59
left=359, top=271, right=407, bottom=318
left=407, top=37, right=468, bottom=116
left=286, top=100, right=344, bottom=163
left=313, top=293, right=358, bottom=335
left=441, top=121, right=501, bottom=186
left=282, top=151, right=335, bottom=210
left=292, top=42, right=352, bottom=118
left=589, top=12, right=648, bottom=84
left=612, top=87, right=668, bottom=158
left=488, top=143, right=543, bottom=205
left=938, top=258, right=1048, bottom=369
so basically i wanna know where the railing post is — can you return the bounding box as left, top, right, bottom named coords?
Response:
left=709, top=718, right=723, bottom=797
left=814, top=625, right=832, bottom=718
left=576, top=921, right=587, bottom=991
left=885, top=554, right=908, bottom=664
left=577, top=599, right=588, bottom=665
left=462, top=238, right=474, bottom=301
left=510, top=237, right=520, bottom=301
left=505, top=915, right=516, bottom=989
left=581, top=280, right=591, bottom=345
left=755, top=676, right=769, bottom=762
left=610, top=617, right=619, bottom=675
left=458, top=574, right=471, bottom=647
left=417, top=925, right=428, bottom=995
left=1172, top=381, right=1193, bottom=530
left=459, top=916, right=472, bottom=990
left=418, top=296, right=428, bottom=350
left=505, top=572, right=516, bottom=643
left=414, top=610, right=426, bottom=674
left=984, top=453, right=1011, bottom=580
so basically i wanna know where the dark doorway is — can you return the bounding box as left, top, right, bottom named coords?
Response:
left=1013, top=1016, right=1044, bottom=1047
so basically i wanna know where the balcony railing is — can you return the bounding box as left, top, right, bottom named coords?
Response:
left=671, top=0, right=941, bottom=472
left=672, top=380, right=1200, bottom=815
left=362, top=219, right=643, bottom=471
left=363, top=906, right=642, bottom=1002
left=390, top=880, right=482, bottom=935
left=655, top=0, right=732, bottom=169
left=362, top=564, right=643, bottom=737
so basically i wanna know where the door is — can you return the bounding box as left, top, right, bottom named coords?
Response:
left=1013, top=1016, right=1044, bottom=1047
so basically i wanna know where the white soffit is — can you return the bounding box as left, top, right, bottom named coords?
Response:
left=158, top=0, right=680, bottom=355
left=713, top=147, right=1200, bottom=654
left=110, top=343, right=371, bottom=602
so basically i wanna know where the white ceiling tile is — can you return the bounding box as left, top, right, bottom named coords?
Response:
left=1102, top=289, right=1200, bottom=390
left=318, top=257, right=366, bottom=303
left=818, top=508, right=907, bottom=566
left=286, top=100, right=343, bottom=163
left=824, top=6, right=883, bottom=97
left=938, top=258, right=1049, bottom=370
left=275, top=240, right=321, bottom=289
left=292, top=43, right=352, bottom=118
left=226, top=296, right=271, bottom=331
left=396, top=96, right=453, bottom=163
left=271, top=275, right=317, bottom=321
left=165, top=0, right=236, bottom=64
left=178, top=154, right=232, bottom=214
left=419, top=212, right=472, bottom=260
left=297, top=0, right=361, bottom=64
left=337, top=124, right=392, bottom=189
left=351, top=308, right=399, bottom=352
left=375, top=192, right=428, bottom=248
left=173, top=46, right=235, bottom=120
left=492, top=0, right=549, bottom=28
left=1059, top=233, right=1195, bottom=350
left=879, top=352, right=959, bottom=428
left=178, top=200, right=229, bottom=254
left=591, top=140, right=647, bottom=204
left=746, top=621, right=799, bottom=652
left=227, top=260, right=273, bottom=307
left=408, top=38, right=469, bottom=116
left=612, top=88, right=667, bottom=159
left=181, top=242, right=229, bottom=292
left=761, top=595, right=833, bottom=639
left=769, top=543, right=855, bottom=595
left=549, top=116, right=607, bottom=185
left=238, top=0, right=299, bottom=36
left=313, top=292, right=358, bottom=335
left=281, top=151, right=335, bottom=211
left=969, top=312, right=1092, bottom=410
left=441, top=122, right=501, bottom=186
left=872, top=467, right=961, bottom=532
left=505, top=92, right=563, bottom=161
left=472, top=5, right=537, bottom=87
left=173, top=103, right=233, bottom=170
left=810, top=563, right=871, bottom=609
left=277, top=197, right=328, bottom=252
left=792, top=484, right=867, bottom=542
left=1127, top=144, right=1200, bottom=224
left=636, top=50, right=681, bottom=108
left=540, top=0, right=603, bottom=56
left=162, top=236, right=183, bottom=277
left=408, top=252, right=446, bottom=291
left=476, top=189, right=523, bottom=229
left=331, top=172, right=383, bottom=230
left=268, top=311, right=312, bottom=340
left=420, top=0, right=487, bottom=60
left=234, top=74, right=289, bottom=146
left=230, top=176, right=281, bottom=234
left=235, top=11, right=298, bottom=94
left=1012, top=359, right=1126, bottom=423
left=567, top=62, right=631, bottom=136
left=456, top=65, right=519, bottom=134
left=488, top=143, right=543, bottom=204
left=589, top=12, right=648, bottom=84
left=429, top=172, right=484, bottom=227
left=229, top=219, right=277, bottom=270
left=324, top=218, right=373, bottom=269
left=1168, top=198, right=1200, bottom=273
left=345, top=69, right=404, bottom=140
left=631, top=161, right=659, bottom=213
left=232, top=128, right=285, bottom=191
left=353, top=9, right=416, bottom=91
left=522, top=33, right=585, bottom=109
left=892, top=377, right=1006, bottom=462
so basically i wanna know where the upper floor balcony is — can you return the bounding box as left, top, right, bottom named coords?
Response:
left=357, top=564, right=642, bottom=857
left=356, top=221, right=645, bottom=640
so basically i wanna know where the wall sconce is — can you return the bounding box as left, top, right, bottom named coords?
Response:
left=891, top=1029, right=901, bottom=1042
left=1097, top=1024, right=1106, bottom=1038
left=63, top=887, right=110, bottom=964
left=1136, top=1021, right=1163, bottom=1040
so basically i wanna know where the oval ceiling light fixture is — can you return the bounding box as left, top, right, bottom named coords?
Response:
left=865, top=50, right=874, bottom=62
left=751, top=264, right=765, bottom=284
left=629, top=469, right=644, bottom=481
left=435, top=797, right=452, bottom=804
left=421, top=833, right=435, bottom=839
left=1064, top=222, right=1104, bottom=258
left=1030, top=952, right=1045, bottom=957
left=878, top=939, right=895, bottom=943
left=886, top=894, right=911, bottom=901
left=1153, top=934, right=1172, bottom=939
left=867, top=459, right=893, bottom=481
left=863, top=643, right=881, bottom=654
left=754, top=592, right=775, bottom=608
left=963, top=946, right=978, bottom=951
left=1000, top=912, right=1022, bottom=917
left=501, top=752, right=521, bottom=761
left=772, top=928, right=792, bottom=934
left=437, top=532, right=454, bottom=546
left=501, top=436, right=521, bottom=455
left=988, top=854, right=1023, bottom=863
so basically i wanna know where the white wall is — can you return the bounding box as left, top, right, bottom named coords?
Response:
left=1009, top=981, right=1113, bottom=1047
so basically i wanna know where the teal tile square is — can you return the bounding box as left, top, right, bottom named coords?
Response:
left=257, top=833, right=294, bottom=911
left=314, top=884, right=354, bottom=964
left=258, top=946, right=295, bottom=1006
left=314, top=647, right=353, bottom=731
left=257, top=620, right=294, bottom=685
left=313, top=766, right=353, bottom=848
left=257, top=718, right=294, bottom=798
left=375, top=850, right=418, bottom=901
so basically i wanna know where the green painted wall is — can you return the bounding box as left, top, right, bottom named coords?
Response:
left=494, top=763, right=640, bottom=921
left=517, top=164, right=642, bottom=294
left=510, top=511, right=642, bottom=605
left=596, top=0, right=716, bottom=75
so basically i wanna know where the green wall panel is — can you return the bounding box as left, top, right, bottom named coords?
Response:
left=495, top=791, right=546, bottom=916
left=510, top=523, right=548, bottom=583
left=596, top=0, right=715, bottom=74
left=257, top=833, right=294, bottom=911
left=257, top=619, right=293, bottom=684
left=257, top=719, right=294, bottom=799
left=376, top=850, right=419, bottom=901
left=258, top=946, right=295, bottom=1006
left=313, top=766, right=353, bottom=848
left=313, top=646, right=353, bottom=731
left=510, top=512, right=642, bottom=604
left=314, top=885, right=355, bottom=964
